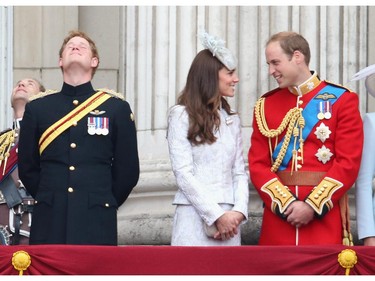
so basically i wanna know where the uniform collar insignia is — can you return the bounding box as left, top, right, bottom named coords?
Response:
left=289, top=71, right=321, bottom=96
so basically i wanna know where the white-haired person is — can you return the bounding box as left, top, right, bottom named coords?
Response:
left=353, top=65, right=375, bottom=246
left=166, top=30, right=249, bottom=246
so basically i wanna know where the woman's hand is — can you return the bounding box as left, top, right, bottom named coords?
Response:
left=213, top=211, right=245, bottom=240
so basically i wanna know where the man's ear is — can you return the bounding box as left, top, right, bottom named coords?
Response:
left=293, top=50, right=305, bottom=65
left=91, top=57, right=99, bottom=68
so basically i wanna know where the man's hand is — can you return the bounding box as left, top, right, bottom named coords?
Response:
left=284, top=200, right=314, bottom=228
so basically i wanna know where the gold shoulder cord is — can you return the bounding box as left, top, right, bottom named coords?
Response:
left=28, top=89, right=58, bottom=102
left=0, top=130, right=16, bottom=175
left=96, top=88, right=125, bottom=100
left=254, top=97, right=305, bottom=173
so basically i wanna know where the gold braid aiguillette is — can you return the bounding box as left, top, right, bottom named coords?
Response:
left=0, top=130, right=16, bottom=175
left=255, top=97, right=304, bottom=172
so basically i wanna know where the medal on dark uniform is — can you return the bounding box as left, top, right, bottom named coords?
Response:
left=317, top=102, right=324, bottom=120
left=88, top=117, right=109, bottom=135
left=87, top=117, right=96, bottom=135
left=95, top=117, right=103, bottom=135
left=324, top=101, right=332, bottom=119
left=102, top=117, right=109, bottom=135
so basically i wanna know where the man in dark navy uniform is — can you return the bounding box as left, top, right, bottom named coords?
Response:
left=18, top=30, right=140, bottom=245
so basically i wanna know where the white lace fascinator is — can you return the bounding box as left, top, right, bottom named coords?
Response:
left=352, top=64, right=375, bottom=98
left=199, top=30, right=237, bottom=71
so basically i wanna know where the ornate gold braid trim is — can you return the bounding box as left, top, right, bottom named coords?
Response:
left=261, top=178, right=297, bottom=213
left=305, top=177, right=343, bottom=215
left=0, top=129, right=16, bottom=175
left=28, top=89, right=58, bottom=102
left=254, top=97, right=304, bottom=172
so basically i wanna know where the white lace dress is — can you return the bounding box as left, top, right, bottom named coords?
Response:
left=167, top=105, right=249, bottom=246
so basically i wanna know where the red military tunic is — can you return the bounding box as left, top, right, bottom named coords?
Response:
left=248, top=73, right=363, bottom=245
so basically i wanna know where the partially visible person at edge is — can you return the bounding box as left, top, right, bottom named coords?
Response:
left=0, top=78, right=45, bottom=245
left=352, top=64, right=375, bottom=246
left=248, top=31, right=363, bottom=245
left=18, top=30, right=140, bottom=245
left=166, top=30, right=249, bottom=246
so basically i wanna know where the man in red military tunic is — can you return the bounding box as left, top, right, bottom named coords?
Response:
left=248, top=31, right=363, bottom=245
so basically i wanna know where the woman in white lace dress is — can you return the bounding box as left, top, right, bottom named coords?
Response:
left=166, top=31, right=249, bottom=246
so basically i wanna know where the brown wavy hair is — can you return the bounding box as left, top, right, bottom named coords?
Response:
left=177, top=49, right=235, bottom=145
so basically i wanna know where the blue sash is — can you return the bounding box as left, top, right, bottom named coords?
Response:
left=272, top=84, right=346, bottom=171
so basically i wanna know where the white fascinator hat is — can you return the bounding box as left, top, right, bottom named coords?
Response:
left=199, top=30, right=237, bottom=71
left=352, top=64, right=375, bottom=97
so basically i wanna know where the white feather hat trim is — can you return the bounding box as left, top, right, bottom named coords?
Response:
left=352, top=64, right=375, bottom=97
left=199, top=30, right=237, bottom=71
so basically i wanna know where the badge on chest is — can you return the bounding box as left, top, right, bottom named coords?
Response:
left=87, top=116, right=109, bottom=135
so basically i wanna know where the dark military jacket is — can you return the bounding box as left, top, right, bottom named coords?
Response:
left=18, top=82, right=140, bottom=245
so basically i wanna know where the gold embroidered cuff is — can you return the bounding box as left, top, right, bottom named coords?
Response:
left=305, top=177, right=343, bottom=215
left=261, top=178, right=296, bottom=213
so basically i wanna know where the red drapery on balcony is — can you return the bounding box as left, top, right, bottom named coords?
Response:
left=0, top=245, right=374, bottom=275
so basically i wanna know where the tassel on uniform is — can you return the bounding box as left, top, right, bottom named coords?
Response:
left=339, top=193, right=353, bottom=246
